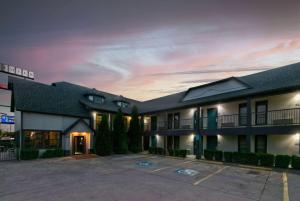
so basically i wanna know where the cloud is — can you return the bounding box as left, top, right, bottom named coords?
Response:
left=180, top=79, right=218, bottom=84
left=147, top=66, right=272, bottom=76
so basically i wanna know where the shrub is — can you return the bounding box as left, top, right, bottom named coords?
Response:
left=113, top=109, right=128, bottom=154
left=258, top=153, right=274, bottom=167
left=275, top=155, right=291, bottom=168
left=214, top=151, right=223, bottom=161
left=174, top=149, right=187, bottom=158
left=291, top=155, right=300, bottom=169
left=204, top=150, right=214, bottom=160
left=148, top=147, right=156, bottom=154
left=244, top=153, right=259, bottom=165
left=128, top=106, right=142, bottom=153
left=168, top=149, right=174, bottom=156
left=95, top=114, right=113, bottom=156
left=232, top=152, right=243, bottom=163
left=20, top=149, right=39, bottom=160
left=156, top=147, right=165, bottom=155
left=224, top=152, right=233, bottom=162
left=41, top=149, right=64, bottom=158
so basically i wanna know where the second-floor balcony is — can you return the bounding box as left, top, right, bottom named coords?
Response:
left=201, top=108, right=300, bottom=129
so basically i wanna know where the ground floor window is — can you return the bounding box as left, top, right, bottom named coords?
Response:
left=24, top=131, right=60, bottom=149
left=167, top=136, right=173, bottom=150
left=206, top=136, right=217, bottom=150
left=255, top=135, right=267, bottom=153
left=238, top=135, right=248, bottom=152
left=150, top=136, right=157, bottom=148
left=174, top=136, right=180, bottom=149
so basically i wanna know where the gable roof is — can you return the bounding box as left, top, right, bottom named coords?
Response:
left=64, top=119, right=94, bottom=134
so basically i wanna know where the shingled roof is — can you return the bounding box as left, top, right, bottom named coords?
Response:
left=10, top=62, right=300, bottom=116
left=10, top=78, right=141, bottom=117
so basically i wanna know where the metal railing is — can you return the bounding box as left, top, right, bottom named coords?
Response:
left=201, top=108, right=300, bottom=129
left=153, top=119, right=194, bottom=131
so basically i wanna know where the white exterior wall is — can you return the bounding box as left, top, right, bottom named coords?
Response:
left=217, top=135, right=238, bottom=152
left=22, top=112, right=90, bottom=131
left=156, top=135, right=164, bottom=148
left=268, top=134, right=300, bottom=155
left=180, top=134, right=194, bottom=154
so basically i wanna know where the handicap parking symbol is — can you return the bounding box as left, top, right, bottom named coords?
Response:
left=176, top=168, right=199, bottom=176
left=137, top=161, right=152, bottom=168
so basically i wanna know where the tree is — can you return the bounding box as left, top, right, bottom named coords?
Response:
left=128, top=106, right=142, bottom=153
left=94, top=114, right=113, bottom=156
left=113, top=109, right=128, bottom=154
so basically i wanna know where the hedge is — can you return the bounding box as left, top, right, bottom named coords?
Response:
left=291, top=155, right=300, bottom=169
left=41, top=149, right=64, bottom=158
left=204, top=150, right=214, bottom=160
left=224, top=152, right=233, bottom=163
left=20, top=149, right=39, bottom=160
left=258, top=153, right=274, bottom=167
left=148, top=147, right=156, bottom=154
left=214, top=151, right=223, bottom=161
left=168, top=149, right=174, bottom=156
left=148, top=147, right=165, bottom=155
left=174, top=149, right=187, bottom=158
left=275, top=155, right=291, bottom=168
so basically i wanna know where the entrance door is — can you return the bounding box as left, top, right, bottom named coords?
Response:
left=143, top=136, right=150, bottom=151
left=207, top=136, right=217, bottom=150
left=207, top=108, right=218, bottom=129
left=73, top=136, right=85, bottom=155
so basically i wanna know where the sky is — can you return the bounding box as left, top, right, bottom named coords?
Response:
left=1, top=0, right=300, bottom=101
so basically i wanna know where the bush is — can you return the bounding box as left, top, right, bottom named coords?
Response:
left=156, top=148, right=165, bottom=155
left=41, top=149, right=64, bottom=158
left=113, top=109, right=128, bottom=154
left=275, top=155, right=291, bottom=168
left=148, top=147, right=156, bottom=154
left=232, top=152, right=258, bottom=165
left=128, top=106, right=142, bottom=153
left=258, top=153, right=274, bottom=167
left=291, top=155, right=300, bottom=169
left=174, top=149, right=187, bottom=158
left=168, top=149, right=174, bottom=156
left=214, top=151, right=223, bottom=161
left=95, top=114, right=113, bottom=156
left=244, top=153, right=259, bottom=165
left=204, top=150, right=214, bottom=160
left=20, top=149, right=39, bottom=160
left=224, top=152, right=233, bottom=162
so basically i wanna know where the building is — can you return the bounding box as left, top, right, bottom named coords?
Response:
left=10, top=63, right=300, bottom=156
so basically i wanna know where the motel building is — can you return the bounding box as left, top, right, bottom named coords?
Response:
left=8, top=63, right=300, bottom=157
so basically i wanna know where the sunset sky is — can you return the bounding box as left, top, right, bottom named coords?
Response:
left=1, top=0, right=300, bottom=100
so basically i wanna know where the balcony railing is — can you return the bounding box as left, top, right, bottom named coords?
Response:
left=156, top=119, right=194, bottom=131
left=201, top=108, right=300, bottom=129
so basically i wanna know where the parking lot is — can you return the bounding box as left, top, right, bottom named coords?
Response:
left=0, top=154, right=299, bottom=201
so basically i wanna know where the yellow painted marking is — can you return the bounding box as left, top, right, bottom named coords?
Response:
left=193, top=166, right=229, bottom=186
left=150, top=161, right=192, bottom=173
left=283, top=172, right=289, bottom=201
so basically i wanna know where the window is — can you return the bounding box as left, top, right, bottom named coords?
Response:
left=255, top=135, right=267, bottom=153
left=95, top=114, right=102, bottom=130
left=174, top=136, right=180, bottom=149
left=256, top=101, right=268, bottom=125
left=167, top=114, right=173, bottom=129
left=88, top=95, right=94, bottom=102
left=94, top=96, right=105, bottom=104
left=24, top=131, right=60, bottom=149
left=239, top=103, right=247, bottom=126
left=117, top=101, right=129, bottom=108
left=151, top=116, right=157, bottom=131
left=174, top=113, right=180, bottom=129
left=238, top=135, right=248, bottom=153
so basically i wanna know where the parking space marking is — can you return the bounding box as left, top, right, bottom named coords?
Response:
left=150, top=160, right=193, bottom=173
left=283, top=172, right=289, bottom=201
left=193, top=166, right=228, bottom=186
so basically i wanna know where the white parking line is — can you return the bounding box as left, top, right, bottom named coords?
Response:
left=283, top=172, right=289, bottom=201
left=193, top=166, right=229, bottom=186
left=150, top=161, right=193, bottom=173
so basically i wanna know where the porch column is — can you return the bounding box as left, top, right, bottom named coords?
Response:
left=195, top=106, right=203, bottom=158
left=246, top=97, right=252, bottom=153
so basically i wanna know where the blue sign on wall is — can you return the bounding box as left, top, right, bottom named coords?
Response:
left=1, top=115, right=14, bottom=124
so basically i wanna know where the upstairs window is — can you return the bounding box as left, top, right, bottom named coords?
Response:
left=116, top=101, right=129, bottom=108
left=87, top=95, right=105, bottom=104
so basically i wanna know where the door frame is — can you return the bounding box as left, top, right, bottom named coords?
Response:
left=73, top=135, right=86, bottom=155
